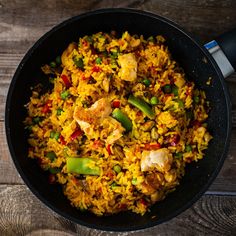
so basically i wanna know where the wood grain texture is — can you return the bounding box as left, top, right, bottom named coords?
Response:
left=0, top=185, right=236, bottom=236
left=0, top=122, right=23, bottom=184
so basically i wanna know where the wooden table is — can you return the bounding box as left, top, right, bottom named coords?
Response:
left=0, top=1, right=236, bottom=235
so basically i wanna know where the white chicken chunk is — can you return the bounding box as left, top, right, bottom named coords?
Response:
left=73, top=98, right=112, bottom=136
left=74, top=98, right=124, bottom=144
left=118, top=53, right=137, bottom=81
left=141, top=148, right=173, bottom=173
left=105, top=117, right=125, bottom=144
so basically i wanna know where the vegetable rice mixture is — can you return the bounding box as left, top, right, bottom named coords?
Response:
left=24, top=31, right=212, bottom=216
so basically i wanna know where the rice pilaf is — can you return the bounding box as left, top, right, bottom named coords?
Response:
left=24, top=31, right=212, bottom=216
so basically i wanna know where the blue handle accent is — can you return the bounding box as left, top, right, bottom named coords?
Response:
left=204, top=40, right=218, bottom=50
left=216, top=28, right=236, bottom=71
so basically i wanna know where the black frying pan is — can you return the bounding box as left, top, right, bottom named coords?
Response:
left=5, top=8, right=235, bottom=231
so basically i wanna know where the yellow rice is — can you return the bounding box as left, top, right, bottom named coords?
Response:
left=24, top=31, right=212, bottom=216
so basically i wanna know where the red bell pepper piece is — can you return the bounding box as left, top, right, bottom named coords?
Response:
left=61, top=74, right=71, bottom=89
left=140, top=198, right=148, bottom=206
left=106, top=144, right=112, bottom=155
left=48, top=174, right=56, bottom=184
left=112, top=100, right=120, bottom=108
left=119, top=204, right=127, bottom=209
left=82, top=40, right=88, bottom=47
left=170, top=134, right=180, bottom=146
left=42, top=100, right=52, bottom=114
left=192, top=120, right=201, bottom=128
left=59, top=135, right=66, bottom=145
left=92, top=66, right=101, bottom=73
left=71, top=129, right=83, bottom=141
left=93, top=140, right=103, bottom=149
left=106, top=171, right=115, bottom=179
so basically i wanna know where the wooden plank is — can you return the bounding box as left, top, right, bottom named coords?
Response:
left=0, top=0, right=235, bottom=41
left=0, top=122, right=23, bottom=184
left=1, top=121, right=235, bottom=192
left=209, top=130, right=236, bottom=192
left=0, top=184, right=235, bottom=236
left=0, top=0, right=235, bottom=58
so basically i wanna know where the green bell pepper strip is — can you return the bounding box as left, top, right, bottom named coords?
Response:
left=46, top=151, right=57, bottom=161
left=66, top=157, right=100, bottom=175
left=128, top=95, right=155, bottom=119
left=50, top=61, right=57, bottom=68
left=112, top=108, right=132, bottom=132
left=73, top=57, right=84, bottom=69
left=61, top=90, right=70, bottom=100
left=49, top=167, right=61, bottom=174
left=174, top=152, right=183, bottom=158
left=95, top=57, right=102, bottom=64
left=54, top=132, right=60, bottom=141
left=176, top=99, right=184, bottom=108
left=172, top=86, right=179, bottom=96
left=193, top=96, right=200, bottom=104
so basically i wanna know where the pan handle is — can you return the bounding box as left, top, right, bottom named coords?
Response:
left=204, top=28, right=236, bottom=78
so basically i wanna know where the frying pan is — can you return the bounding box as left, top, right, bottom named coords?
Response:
left=5, top=8, right=236, bottom=231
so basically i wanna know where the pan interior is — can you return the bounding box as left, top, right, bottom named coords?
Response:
left=5, top=9, right=230, bottom=231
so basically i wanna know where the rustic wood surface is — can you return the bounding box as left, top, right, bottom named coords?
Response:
left=0, top=0, right=236, bottom=235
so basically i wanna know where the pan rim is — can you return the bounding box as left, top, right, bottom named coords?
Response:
left=5, top=7, right=232, bottom=232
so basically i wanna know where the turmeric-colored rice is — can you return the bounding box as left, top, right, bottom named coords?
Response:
left=24, top=31, right=212, bottom=216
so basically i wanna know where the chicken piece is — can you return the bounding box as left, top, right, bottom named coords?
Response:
left=118, top=53, right=137, bottom=81
left=139, top=182, right=156, bottom=195
left=74, top=98, right=124, bottom=143
left=164, top=169, right=177, bottom=183
left=107, top=128, right=123, bottom=144
left=76, top=120, right=94, bottom=137
left=139, top=172, right=164, bottom=195
left=89, top=98, right=112, bottom=119
left=73, top=98, right=112, bottom=136
left=146, top=172, right=164, bottom=189
left=141, top=148, right=173, bottom=173
left=106, top=117, right=125, bottom=144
